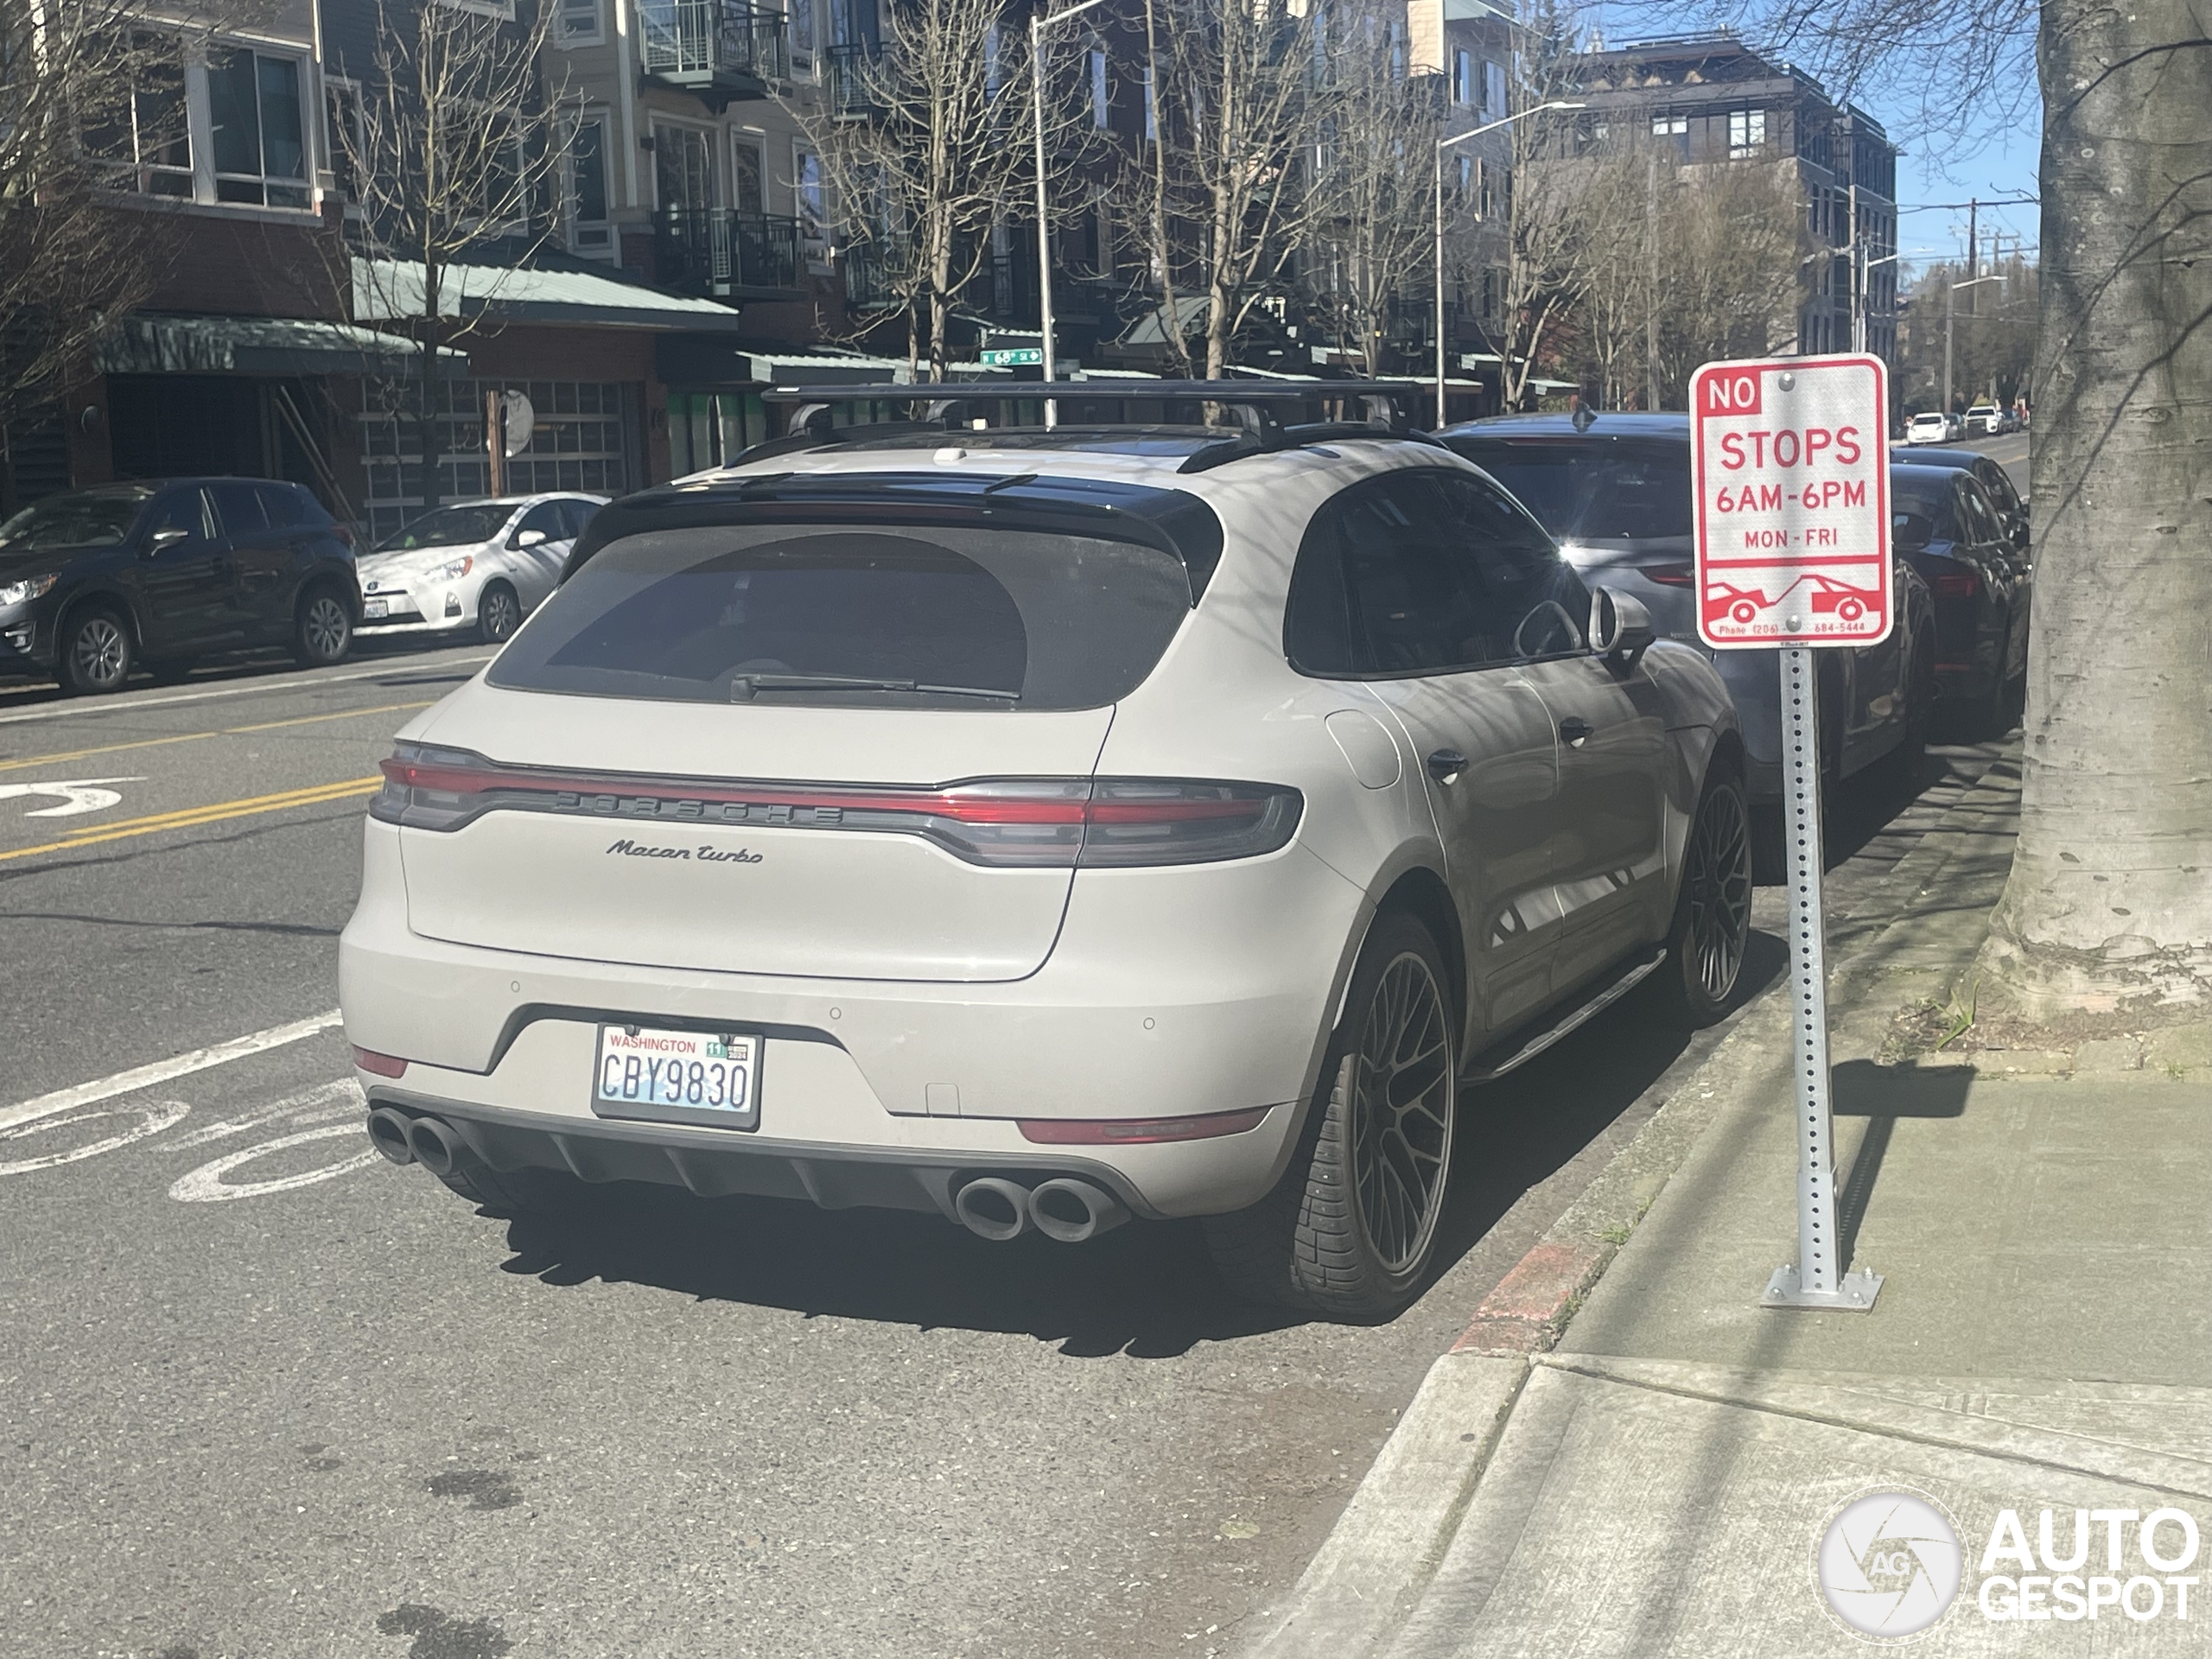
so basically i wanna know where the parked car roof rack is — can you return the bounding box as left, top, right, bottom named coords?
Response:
left=746, top=381, right=1440, bottom=473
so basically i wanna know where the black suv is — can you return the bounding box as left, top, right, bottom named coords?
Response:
left=0, top=479, right=360, bottom=694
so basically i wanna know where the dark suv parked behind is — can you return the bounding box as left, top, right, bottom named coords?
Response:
left=0, top=479, right=359, bottom=694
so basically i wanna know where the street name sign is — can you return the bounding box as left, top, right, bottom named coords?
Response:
left=1691, top=354, right=1891, bottom=648
left=981, top=347, right=1045, bottom=367
left=1690, top=353, right=1891, bottom=1316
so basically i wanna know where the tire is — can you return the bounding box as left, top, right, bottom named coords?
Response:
left=428, top=1160, right=579, bottom=1219
left=476, top=581, right=521, bottom=645
left=1664, top=770, right=1753, bottom=1025
left=59, top=606, right=134, bottom=695
left=1205, top=912, right=1457, bottom=1321
left=1877, top=635, right=1935, bottom=796
left=292, top=585, right=353, bottom=668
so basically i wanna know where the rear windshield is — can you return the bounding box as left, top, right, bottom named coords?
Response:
left=487, top=524, right=1192, bottom=709
left=1459, top=443, right=1692, bottom=541
left=1891, top=474, right=1958, bottom=542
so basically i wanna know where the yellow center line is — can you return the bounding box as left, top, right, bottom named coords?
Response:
left=0, top=700, right=435, bottom=775
left=0, top=775, right=384, bottom=865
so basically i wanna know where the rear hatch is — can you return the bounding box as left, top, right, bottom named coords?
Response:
left=380, top=480, right=1217, bottom=982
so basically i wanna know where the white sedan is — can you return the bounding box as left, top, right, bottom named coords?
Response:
left=356, top=493, right=606, bottom=644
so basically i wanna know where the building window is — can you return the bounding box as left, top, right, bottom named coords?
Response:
left=566, top=112, right=612, bottom=254
left=732, top=136, right=765, bottom=213
left=655, top=123, right=716, bottom=211
left=439, top=0, right=518, bottom=18
left=206, top=48, right=309, bottom=207
left=1727, top=108, right=1766, bottom=157
left=789, top=0, right=817, bottom=73
left=1650, top=114, right=1685, bottom=136
left=558, top=0, right=603, bottom=45
left=1453, top=48, right=1473, bottom=106
left=92, top=38, right=194, bottom=198
left=1090, top=48, right=1109, bottom=129
left=323, top=78, right=363, bottom=207
left=1389, top=20, right=1404, bottom=79
left=1483, top=59, right=1505, bottom=118
left=1142, top=63, right=1156, bottom=142
left=794, top=143, right=827, bottom=263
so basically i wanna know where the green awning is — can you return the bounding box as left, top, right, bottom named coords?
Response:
left=98, top=315, right=467, bottom=378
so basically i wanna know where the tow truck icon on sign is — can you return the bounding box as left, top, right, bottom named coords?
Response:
left=1704, top=572, right=1881, bottom=629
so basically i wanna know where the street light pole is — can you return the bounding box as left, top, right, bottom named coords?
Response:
left=1032, top=0, right=1109, bottom=428
left=1434, top=100, right=1581, bottom=429
left=1942, top=272, right=2002, bottom=420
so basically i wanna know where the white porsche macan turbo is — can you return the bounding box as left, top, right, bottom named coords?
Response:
left=341, top=386, right=1751, bottom=1319
left=356, top=493, right=607, bottom=644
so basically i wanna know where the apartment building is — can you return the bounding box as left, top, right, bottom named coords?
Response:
left=10, top=0, right=427, bottom=517
left=1562, top=31, right=1899, bottom=364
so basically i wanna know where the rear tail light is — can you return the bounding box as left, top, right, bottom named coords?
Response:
left=1640, top=561, right=1695, bottom=587
left=372, top=744, right=1302, bottom=868
left=333, top=525, right=356, bottom=549
left=1931, top=569, right=1981, bottom=599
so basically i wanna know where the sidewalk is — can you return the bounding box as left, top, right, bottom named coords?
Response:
left=1247, top=753, right=2212, bottom=1658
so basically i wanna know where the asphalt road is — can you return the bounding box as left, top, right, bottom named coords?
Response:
left=0, top=534, right=2022, bottom=1659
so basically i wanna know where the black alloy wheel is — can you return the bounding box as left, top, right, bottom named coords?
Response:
left=293, top=588, right=353, bottom=668
left=1205, top=912, right=1458, bottom=1320
left=1668, top=772, right=1753, bottom=1024
left=60, top=607, right=133, bottom=695
left=477, top=582, right=521, bottom=645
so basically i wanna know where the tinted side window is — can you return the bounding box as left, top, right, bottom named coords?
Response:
left=255, top=484, right=311, bottom=528
left=1958, top=480, right=2000, bottom=545
left=209, top=482, right=269, bottom=536
left=1287, top=471, right=1588, bottom=677
left=515, top=502, right=566, bottom=543
left=559, top=499, right=600, bottom=540
left=1977, top=464, right=2019, bottom=517
left=145, top=489, right=215, bottom=550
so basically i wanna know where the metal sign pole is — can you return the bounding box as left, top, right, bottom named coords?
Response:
left=1764, top=645, right=1881, bottom=1311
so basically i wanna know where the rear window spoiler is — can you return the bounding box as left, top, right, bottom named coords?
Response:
left=561, top=472, right=1227, bottom=606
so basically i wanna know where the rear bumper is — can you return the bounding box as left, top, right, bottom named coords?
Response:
left=340, top=821, right=1367, bottom=1217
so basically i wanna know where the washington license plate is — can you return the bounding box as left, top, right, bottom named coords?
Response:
left=363, top=598, right=389, bottom=619
left=591, top=1025, right=760, bottom=1129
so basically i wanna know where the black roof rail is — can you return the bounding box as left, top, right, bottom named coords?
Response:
left=753, top=380, right=1440, bottom=474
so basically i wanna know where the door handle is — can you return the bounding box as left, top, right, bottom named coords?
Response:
left=1426, top=748, right=1468, bottom=785
left=1559, top=716, right=1595, bottom=747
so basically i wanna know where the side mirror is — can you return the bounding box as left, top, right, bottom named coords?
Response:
left=1589, top=587, right=1655, bottom=667
left=144, top=525, right=191, bottom=554
left=513, top=527, right=548, bottom=550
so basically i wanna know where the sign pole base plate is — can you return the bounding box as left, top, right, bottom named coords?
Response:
left=1764, top=1264, right=1884, bottom=1312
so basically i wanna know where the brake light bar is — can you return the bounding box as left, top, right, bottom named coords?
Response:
left=1641, top=561, right=1695, bottom=588
left=1019, top=1105, right=1271, bottom=1144
left=372, top=744, right=1302, bottom=868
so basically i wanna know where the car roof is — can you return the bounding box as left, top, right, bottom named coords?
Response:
left=1892, top=448, right=1993, bottom=471
left=1438, top=411, right=1693, bottom=442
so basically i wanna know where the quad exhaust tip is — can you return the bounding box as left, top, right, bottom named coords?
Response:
left=403, top=1114, right=469, bottom=1179
left=952, top=1174, right=1131, bottom=1244
left=365, top=1106, right=417, bottom=1166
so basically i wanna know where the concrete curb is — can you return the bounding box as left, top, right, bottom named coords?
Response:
left=1236, top=753, right=2025, bottom=1659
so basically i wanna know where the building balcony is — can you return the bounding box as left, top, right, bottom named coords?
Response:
left=656, top=208, right=805, bottom=300
left=823, top=43, right=889, bottom=118
left=639, top=0, right=786, bottom=102
left=840, top=245, right=901, bottom=311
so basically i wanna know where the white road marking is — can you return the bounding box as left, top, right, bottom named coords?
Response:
left=169, top=1121, right=381, bottom=1203
left=168, top=1078, right=363, bottom=1149
left=0, top=1009, right=344, bottom=1135
left=0, top=1099, right=192, bottom=1175
left=0, top=777, right=145, bottom=817
left=0, top=653, right=493, bottom=728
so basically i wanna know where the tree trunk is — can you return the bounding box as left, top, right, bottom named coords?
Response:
left=1974, top=0, right=2212, bottom=1015
left=419, top=268, right=445, bottom=516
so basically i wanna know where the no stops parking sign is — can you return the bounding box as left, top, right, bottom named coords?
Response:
left=1691, top=355, right=1891, bottom=647
left=1691, top=353, right=1894, bottom=1317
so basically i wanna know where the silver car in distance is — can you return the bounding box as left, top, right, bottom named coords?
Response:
left=341, top=407, right=1751, bottom=1320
